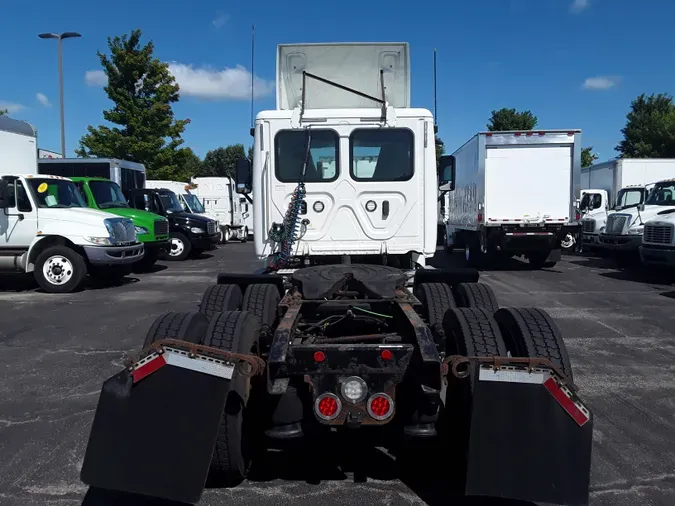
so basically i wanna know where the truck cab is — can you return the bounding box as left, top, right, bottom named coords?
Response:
left=127, top=188, right=219, bottom=261
left=70, top=177, right=170, bottom=270
left=0, top=175, right=143, bottom=292
left=638, top=180, right=675, bottom=267
left=581, top=186, right=646, bottom=249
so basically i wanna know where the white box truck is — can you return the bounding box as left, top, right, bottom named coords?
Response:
left=441, top=130, right=582, bottom=269
left=579, top=159, right=675, bottom=250
left=0, top=116, right=143, bottom=293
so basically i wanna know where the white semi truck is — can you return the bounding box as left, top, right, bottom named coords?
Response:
left=640, top=181, right=675, bottom=268
left=0, top=116, right=142, bottom=293
left=579, top=158, right=675, bottom=250
left=442, top=130, right=582, bottom=269
left=80, top=42, right=593, bottom=506
left=191, top=176, right=251, bottom=242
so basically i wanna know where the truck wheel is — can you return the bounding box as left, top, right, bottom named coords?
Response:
left=167, top=231, right=192, bottom=261
left=493, top=307, right=574, bottom=382
left=414, top=283, right=456, bottom=342
left=452, top=282, right=499, bottom=313
left=442, top=307, right=508, bottom=358
left=198, top=284, right=243, bottom=319
left=241, top=284, right=280, bottom=328
left=241, top=227, right=248, bottom=243
left=34, top=246, right=87, bottom=294
left=222, top=227, right=231, bottom=244
left=142, top=311, right=209, bottom=349
left=204, top=311, right=263, bottom=487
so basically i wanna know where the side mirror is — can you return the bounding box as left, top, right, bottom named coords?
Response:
left=235, top=158, right=252, bottom=194
left=638, top=203, right=646, bottom=212
left=438, top=155, right=456, bottom=191
left=0, top=180, right=10, bottom=209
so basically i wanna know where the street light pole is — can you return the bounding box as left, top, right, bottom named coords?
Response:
left=38, top=32, right=82, bottom=157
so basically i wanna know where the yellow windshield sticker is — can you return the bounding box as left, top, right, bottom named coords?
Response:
left=37, top=182, right=48, bottom=193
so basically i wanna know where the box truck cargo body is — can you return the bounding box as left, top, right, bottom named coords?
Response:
left=443, top=130, right=582, bottom=268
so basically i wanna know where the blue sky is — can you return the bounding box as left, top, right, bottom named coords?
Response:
left=1, top=0, right=674, bottom=162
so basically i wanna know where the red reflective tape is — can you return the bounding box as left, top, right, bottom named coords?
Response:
left=544, top=377, right=589, bottom=426
left=132, top=354, right=167, bottom=383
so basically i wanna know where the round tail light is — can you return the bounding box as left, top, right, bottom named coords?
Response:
left=367, top=393, right=394, bottom=421
left=315, top=393, right=341, bottom=421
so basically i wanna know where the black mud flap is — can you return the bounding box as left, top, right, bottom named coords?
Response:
left=80, top=359, right=232, bottom=504
left=464, top=367, right=593, bottom=506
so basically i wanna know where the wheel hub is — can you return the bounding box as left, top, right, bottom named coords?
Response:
left=43, top=256, right=73, bottom=285
left=170, top=238, right=184, bottom=256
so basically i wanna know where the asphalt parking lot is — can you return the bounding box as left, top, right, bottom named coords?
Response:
left=0, top=244, right=673, bottom=506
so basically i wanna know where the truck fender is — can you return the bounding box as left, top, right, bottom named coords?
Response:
left=26, top=235, right=84, bottom=273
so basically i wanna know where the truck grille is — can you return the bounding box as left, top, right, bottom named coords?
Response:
left=154, top=220, right=169, bottom=236
left=605, top=215, right=627, bottom=234
left=207, top=221, right=217, bottom=235
left=644, top=224, right=673, bottom=245
left=582, top=219, right=595, bottom=233
left=107, top=218, right=136, bottom=244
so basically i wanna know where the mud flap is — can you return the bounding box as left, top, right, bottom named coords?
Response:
left=464, top=367, right=593, bottom=506
left=80, top=356, right=233, bottom=504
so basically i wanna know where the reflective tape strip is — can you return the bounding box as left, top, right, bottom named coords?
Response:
left=163, top=348, right=235, bottom=380
left=132, top=353, right=167, bottom=383
left=543, top=377, right=590, bottom=427
left=479, top=367, right=546, bottom=384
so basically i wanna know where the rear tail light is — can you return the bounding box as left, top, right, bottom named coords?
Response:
left=575, top=211, right=581, bottom=221
left=367, top=393, right=394, bottom=421
left=315, top=393, right=341, bottom=420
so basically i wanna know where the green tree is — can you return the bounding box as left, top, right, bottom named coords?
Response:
left=75, top=29, right=190, bottom=179
left=487, top=108, right=538, bottom=131
left=435, top=136, right=445, bottom=165
left=0, top=109, right=7, bottom=116
left=152, top=147, right=202, bottom=181
left=581, top=146, right=598, bottom=168
left=202, top=144, right=246, bottom=178
left=615, top=93, right=675, bottom=158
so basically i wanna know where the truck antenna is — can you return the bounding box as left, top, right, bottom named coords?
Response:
left=433, top=48, right=438, bottom=134
left=250, top=24, right=255, bottom=129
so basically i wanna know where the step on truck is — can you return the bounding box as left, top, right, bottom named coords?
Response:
left=80, top=42, right=593, bottom=505
left=0, top=117, right=143, bottom=292
left=579, top=158, right=675, bottom=252
left=441, top=130, right=583, bottom=269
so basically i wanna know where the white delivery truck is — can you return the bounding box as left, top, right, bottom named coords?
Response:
left=579, top=159, right=675, bottom=250
left=599, top=177, right=675, bottom=263
left=191, top=177, right=250, bottom=242
left=442, top=130, right=582, bottom=269
left=38, top=157, right=146, bottom=194
left=0, top=116, right=143, bottom=293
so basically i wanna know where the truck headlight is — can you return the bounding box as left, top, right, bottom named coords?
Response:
left=84, top=236, right=113, bottom=246
left=190, top=227, right=205, bottom=234
left=627, top=227, right=644, bottom=235
left=135, top=226, right=149, bottom=235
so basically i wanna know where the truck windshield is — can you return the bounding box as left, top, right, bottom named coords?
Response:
left=27, top=179, right=87, bottom=208
left=183, top=193, right=205, bottom=213
left=158, top=191, right=184, bottom=213
left=89, top=180, right=129, bottom=209
left=645, top=182, right=675, bottom=206
left=615, top=188, right=643, bottom=209
left=580, top=193, right=602, bottom=211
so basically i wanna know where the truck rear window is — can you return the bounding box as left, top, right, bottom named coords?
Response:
left=274, top=129, right=339, bottom=183
left=349, top=128, right=414, bottom=182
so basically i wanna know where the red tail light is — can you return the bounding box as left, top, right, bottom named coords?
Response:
left=367, top=393, right=394, bottom=420
left=478, top=213, right=484, bottom=222
left=575, top=211, right=581, bottom=221
left=315, top=393, right=341, bottom=420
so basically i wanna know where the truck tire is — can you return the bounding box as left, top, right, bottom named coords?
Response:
left=453, top=282, right=499, bottom=313
left=241, top=227, right=248, bottom=243
left=241, top=284, right=280, bottom=328
left=167, top=231, right=192, bottom=261
left=414, top=283, right=456, bottom=342
left=204, top=311, right=262, bottom=487
left=198, top=284, right=243, bottom=319
left=33, top=245, right=87, bottom=294
left=442, top=307, right=508, bottom=358
left=142, top=311, right=209, bottom=349
left=493, top=307, right=574, bottom=382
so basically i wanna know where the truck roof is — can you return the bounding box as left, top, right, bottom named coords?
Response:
left=0, top=115, right=37, bottom=137
left=68, top=176, right=114, bottom=183
left=39, top=157, right=146, bottom=171
left=18, top=174, right=73, bottom=181
left=255, top=107, right=433, bottom=121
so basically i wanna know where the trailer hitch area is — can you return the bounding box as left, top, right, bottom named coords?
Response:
left=123, top=338, right=266, bottom=382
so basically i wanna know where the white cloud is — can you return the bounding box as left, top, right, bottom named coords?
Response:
left=0, top=101, right=25, bottom=114
left=582, top=76, right=621, bottom=90
left=84, top=63, right=275, bottom=101
left=36, top=92, right=51, bottom=107
left=85, top=70, right=108, bottom=87
left=570, top=0, right=589, bottom=13
left=212, top=12, right=229, bottom=29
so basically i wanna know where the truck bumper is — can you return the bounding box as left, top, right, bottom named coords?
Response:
left=83, top=243, right=144, bottom=265
left=190, top=233, right=220, bottom=250
left=639, top=245, right=675, bottom=266
left=597, top=234, right=642, bottom=252
left=582, top=233, right=600, bottom=247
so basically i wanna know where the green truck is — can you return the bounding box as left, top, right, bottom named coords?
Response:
left=70, top=177, right=170, bottom=271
